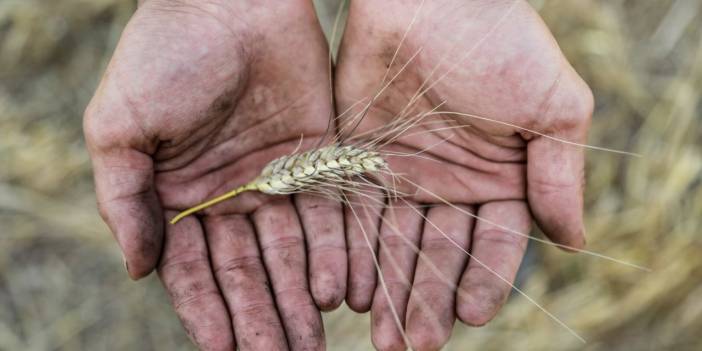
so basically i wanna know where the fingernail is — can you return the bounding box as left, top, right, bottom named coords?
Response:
left=122, top=254, right=130, bottom=275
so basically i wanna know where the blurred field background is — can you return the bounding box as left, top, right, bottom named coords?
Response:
left=1, top=0, right=700, bottom=350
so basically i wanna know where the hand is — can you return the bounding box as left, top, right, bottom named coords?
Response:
left=335, top=0, right=593, bottom=349
left=84, top=1, right=345, bottom=349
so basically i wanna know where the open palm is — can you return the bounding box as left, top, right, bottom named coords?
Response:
left=335, top=0, right=593, bottom=349
left=84, top=1, right=345, bottom=349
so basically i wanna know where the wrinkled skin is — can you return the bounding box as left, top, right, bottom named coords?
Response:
left=84, top=0, right=347, bottom=349
left=335, top=0, right=593, bottom=350
left=85, top=0, right=593, bottom=350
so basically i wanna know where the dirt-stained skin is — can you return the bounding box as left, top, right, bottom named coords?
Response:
left=336, top=0, right=591, bottom=349
left=86, top=0, right=594, bottom=349
left=85, top=0, right=339, bottom=349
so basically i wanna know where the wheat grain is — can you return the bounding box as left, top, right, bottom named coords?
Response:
left=169, top=144, right=387, bottom=224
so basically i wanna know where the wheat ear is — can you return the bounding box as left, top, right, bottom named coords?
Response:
left=169, top=144, right=387, bottom=224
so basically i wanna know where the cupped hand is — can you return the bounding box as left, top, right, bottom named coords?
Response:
left=335, top=0, right=593, bottom=349
left=84, top=1, right=345, bottom=349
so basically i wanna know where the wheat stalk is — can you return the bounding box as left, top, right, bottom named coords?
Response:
left=169, top=144, right=387, bottom=224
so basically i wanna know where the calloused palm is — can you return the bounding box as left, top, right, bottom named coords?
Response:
left=335, top=0, right=594, bottom=349
left=84, top=1, right=346, bottom=349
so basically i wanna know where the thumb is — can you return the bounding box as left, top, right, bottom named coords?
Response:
left=527, top=69, right=593, bottom=251
left=83, top=87, right=163, bottom=280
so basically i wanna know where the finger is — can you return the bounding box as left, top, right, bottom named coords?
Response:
left=344, top=188, right=384, bottom=312
left=528, top=72, right=593, bottom=250
left=370, top=200, right=423, bottom=351
left=157, top=212, right=234, bottom=351
left=203, top=214, right=288, bottom=350
left=84, top=98, right=162, bottom=279
left=456, top=200, right=530, bottom=326
left=252, top=198, right=325, bottom=351
left=294, top=193, right=347, bottom=311
left=406, top=205, right=474, bottom=351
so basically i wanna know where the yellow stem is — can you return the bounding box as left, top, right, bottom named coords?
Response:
left=170, top=182, right=258, bottom=224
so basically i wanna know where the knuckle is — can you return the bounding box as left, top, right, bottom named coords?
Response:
left=534, top=70, right=594, bottom=133
left=310, top=242, right=346, bottom=256
left=164, top=264, right=220, bottom=312
left=213, top=255, right=261, bottom=276
left=380, top=234, right=410, bottom=251
left=309, top=221, right=341, bottom=239
left=83, top=95, right=150, bottom=153
left=420, top=237, right=461, bottom=252
left=475, top=228, right=528, bottom=253
left=95, top=200, right=111, bottom=223
left=554, top=78, right=595, bottom=131
left=82, top=105, right=103, bottom=148
left=174, top=289, right=221, bottom=313
left=579, top=82, right=595, bottom=120
left=529, top=173, right=580, bottom=195
left=82, top=102, right=122, bottom=152
left=298, top=195, right=341, bottom=214
left=160, top=251, right=209, bottom=271
left=382, top=280, right=412, bottom=295
left=411, top=278, right=448, bottom=293
left=348, top=235, right=378, bottom=251
left=274, top=286, right=317, bottom=310
left=212, top=256, right=269, bottom=292
left=235, top=301, right=275, bottom=317
left=261, top=235, right=304, bottom=255
left=273, top=284, right=308, bottom=298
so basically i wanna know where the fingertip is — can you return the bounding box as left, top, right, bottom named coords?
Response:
left=407, top=324, right=449, bottom=351
left=454, top=201, right=530, bottom=328
left=122, top=257, right=143, bottom=281
left=346, top=289, right=374, bottom=313
left=554, top=226, right=587, bottom=252
left=405, top=303, right=452, bottom=350
left=535, top=217, right=586, bottom=253
left=118, top=215, right=163, bottom=280
left=125, top=261, right=148, bottom=280
left=95, top=166, right=164, bottom=280
left=125, top=262, right=155, bottom=280
left=371, top=335, right=407, bottom=351
left=123, top=241, right=160, bottom=280
left=345, top=252, right=376, bottom=312
left=371, top=310, right=407, bottom=351
left=311, top=270, right=345, bottom=311
left=456, top=284, right=505, bottom=327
